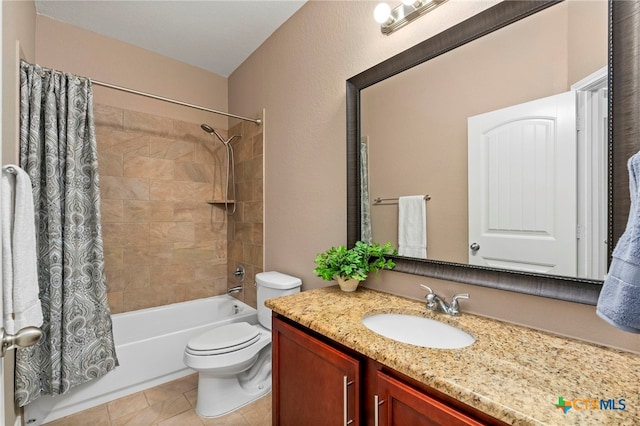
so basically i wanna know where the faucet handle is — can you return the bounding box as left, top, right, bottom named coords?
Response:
left=449, top=293, right=469, bottom=316
left=420, top=285, right=437, bottom=309
left=420, top=284, right=434, bottom=294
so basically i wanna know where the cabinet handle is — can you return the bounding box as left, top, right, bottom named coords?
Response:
left=374, top=395, right=385, bottom=426
left=343, top=376, right=354, bottom=426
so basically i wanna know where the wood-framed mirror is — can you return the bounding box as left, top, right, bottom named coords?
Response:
left=346, top=0, right=639, bottom=305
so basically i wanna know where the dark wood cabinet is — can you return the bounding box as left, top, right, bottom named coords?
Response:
left=272, top=316, right=360, bottom=426
left=375, top=371, right=484, bottom=426
left=273, top=315, right=506, bottom=426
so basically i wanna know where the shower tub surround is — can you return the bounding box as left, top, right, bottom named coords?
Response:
left=94, top=104, right=231, bottom=313
left=24, top=295, right=257, bottom=425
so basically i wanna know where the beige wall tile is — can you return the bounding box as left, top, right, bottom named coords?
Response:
left=107, top=291, right=123, bottom=315
left=233, top=223, right=253, bottom=242
left=97, top=105, right=234, bottom=313
left=123, top=265, right=150, bottom=290
left=97, top=130, right=149, bottom=157
left=98, top=151, right=123, bottom=177
left=93, top=104, right=123, bottom=130
left=172, top=120, right=211, bottom=144
left=253, top=223, right=263, bottom=245
left=102, top=223, right=149, bottom=248
left=100, top=199, right=123, bottom=223
left=193, top=223, right=227, bottom=242
left=236, top=181, right=253, bottom=202
left=228, top=240, right=243, bottom=262
left=243, top=200, right=263, bottom=224
left=233, top=135, right=253, bottom=163
left=193, top=139, right=222, bottom=165
left=174, top=162, right=215, bottom=183
left=173, top=241, right=223, bottom=264
left=172, top=121, right=204, bottom=143
left=150, top=222, right=196, bottom=244
left=124, top=155, right=175, bottom=180
left=173, top=201, right=214, bottom=223
left=104, top=267, right=125, bottom=292
left=101, top=176, right=149, bottom=200
left=149, top=136, right=195, bottom=162
left=149, top=180, right=213, bottom=202
left=122, top=244, right=174, bottom=266
left=252, top=133, right=263, bottom=157
left=150, top=263, right=196, bottom=286
left=194, top=261, right=227, bottom=281
left=124, top=110, right=173, bottom=137
left=253, top=178, right=263, bottom=201
left=183, top=280, right=216, bottom=300
left=246, top=155, right=263, bottom=182
left=103, top=246, right=123, bottom=271
left=244, top=243, right=263, bottom=268
left=123, top=200, right=173, bottom=223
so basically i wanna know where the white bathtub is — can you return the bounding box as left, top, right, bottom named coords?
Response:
left=24, top=295, right=257, bottom=425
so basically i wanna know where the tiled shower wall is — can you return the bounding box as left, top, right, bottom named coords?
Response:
left=226, top=120, right=264, bottom=308
left=94, top=104, right=231, bottom=313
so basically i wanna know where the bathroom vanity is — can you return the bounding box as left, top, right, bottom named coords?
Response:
left=267, top=287, right=640, bottom=425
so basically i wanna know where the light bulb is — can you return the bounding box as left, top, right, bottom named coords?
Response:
left=374, top=3, right=392, bottom=24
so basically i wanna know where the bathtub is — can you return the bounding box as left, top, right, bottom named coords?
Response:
left=24, top=295, right=257, bottom=425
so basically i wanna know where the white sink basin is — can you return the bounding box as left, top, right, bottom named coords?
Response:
left=362, top=313, right=475, bottom=349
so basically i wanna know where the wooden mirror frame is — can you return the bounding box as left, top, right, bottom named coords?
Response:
left=347, top=0, right=639, bottom=305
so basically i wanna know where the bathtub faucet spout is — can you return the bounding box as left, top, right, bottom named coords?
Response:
left=227, top=285, right=243, bottom=295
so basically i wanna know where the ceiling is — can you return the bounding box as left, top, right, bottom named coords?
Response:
left=34, top=0, right=307, bottom=77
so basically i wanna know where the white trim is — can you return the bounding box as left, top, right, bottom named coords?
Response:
left=574, top=67, right=608, bottom=279
left=571, top=66, right=607, bottom=91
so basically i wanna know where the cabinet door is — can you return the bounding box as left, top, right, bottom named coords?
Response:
left=376, top=371, right=485, bottom=426
left=273, top=316, right=360, bottom=426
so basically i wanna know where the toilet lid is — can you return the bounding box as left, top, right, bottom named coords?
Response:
left=187, top=322, right=260, bottom=353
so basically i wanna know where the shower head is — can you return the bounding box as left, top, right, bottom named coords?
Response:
left=200, top=123, right=216, bottom=134
left=201, top=123, right=241, bottom=146
left=200, top=123, right=227, bottom=145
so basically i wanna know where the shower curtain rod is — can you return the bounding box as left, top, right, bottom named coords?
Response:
left=91, top=80, right=262, bottom=125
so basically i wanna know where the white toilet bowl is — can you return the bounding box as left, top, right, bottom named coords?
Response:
left=183, top=271, right=301, bottom=418
left=183, top=322, right=272, bottom=417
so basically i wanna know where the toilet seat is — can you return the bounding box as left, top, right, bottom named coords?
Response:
left=186, top=322, right=260, bottom=356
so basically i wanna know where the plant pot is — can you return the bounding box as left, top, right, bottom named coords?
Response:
left=336, top=276, right=360, bottom=292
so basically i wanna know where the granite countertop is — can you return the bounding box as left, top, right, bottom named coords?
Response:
left=266, top=286, right=639, bottom=426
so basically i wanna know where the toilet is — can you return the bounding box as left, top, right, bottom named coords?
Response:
left=183, top=271, right=302, bottom=418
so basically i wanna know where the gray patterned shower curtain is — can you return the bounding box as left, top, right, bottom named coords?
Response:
left=15, top=61, right=118, bottom=406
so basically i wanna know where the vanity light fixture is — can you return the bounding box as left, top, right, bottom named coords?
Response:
left=374, top=0, right=448, bottom=35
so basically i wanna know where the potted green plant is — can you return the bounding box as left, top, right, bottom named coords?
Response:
left=313, top=241, right=396, bottom=292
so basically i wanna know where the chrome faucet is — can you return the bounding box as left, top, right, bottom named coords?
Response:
left=420, top=285, right=469, bottom=316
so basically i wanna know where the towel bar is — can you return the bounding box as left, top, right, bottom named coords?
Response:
left=373, top=195, right=430, bottom=205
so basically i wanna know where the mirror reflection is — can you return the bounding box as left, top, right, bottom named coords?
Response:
left=360, top=0, right=608, bottom=280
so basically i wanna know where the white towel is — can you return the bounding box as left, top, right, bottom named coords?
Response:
left=398, top=195, right=427, bottom=258
left=2, top=165, right=43, bottom=334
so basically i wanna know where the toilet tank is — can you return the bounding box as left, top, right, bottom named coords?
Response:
left=256, top=271, right=302, bottom=330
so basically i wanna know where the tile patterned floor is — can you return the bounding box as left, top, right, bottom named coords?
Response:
left=43, top=374, right=271, bottom=426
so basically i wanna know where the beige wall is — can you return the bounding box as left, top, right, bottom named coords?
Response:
left=229, top=1, right=639, bottom=354
left=35, top=15, right=229, bottom=131
left=363, top=0, right=607, bottom=263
